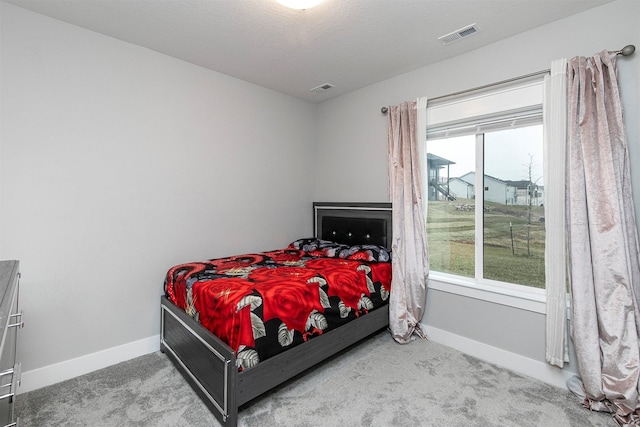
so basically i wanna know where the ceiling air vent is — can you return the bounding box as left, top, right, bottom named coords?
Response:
left=438, top=23, right=479, bottom=45
left=310, top=83, right=334, bottom=93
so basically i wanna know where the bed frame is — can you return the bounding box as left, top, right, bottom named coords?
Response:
left=160, top=202, right=392, bottom=426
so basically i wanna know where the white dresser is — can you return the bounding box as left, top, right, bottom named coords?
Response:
left=0, top=261, right=22, bottom=427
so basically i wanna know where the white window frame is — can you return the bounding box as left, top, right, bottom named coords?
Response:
left=425, top=77, right=548, bottom=314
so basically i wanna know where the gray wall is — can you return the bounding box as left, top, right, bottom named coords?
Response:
left=0, top=3, right=317, bottom=374
left=315, top=0, right=639, bottom=374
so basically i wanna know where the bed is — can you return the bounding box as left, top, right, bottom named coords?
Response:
left=160, top=202, right=392, bottom=426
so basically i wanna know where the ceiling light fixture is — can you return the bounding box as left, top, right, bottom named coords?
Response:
left=275, top=0, right=323, bottom=10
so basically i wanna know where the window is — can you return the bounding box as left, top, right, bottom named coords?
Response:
left=424, top=77, right=547, bottom=308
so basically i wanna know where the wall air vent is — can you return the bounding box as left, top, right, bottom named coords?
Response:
left=438, top=23, right=479, bottom=45
left=310, top=83, right=335, bottom=93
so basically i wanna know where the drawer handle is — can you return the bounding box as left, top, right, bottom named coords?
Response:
left=8, top=312, right=23, bottom=329
left=0, top=364, right=21, bottom=401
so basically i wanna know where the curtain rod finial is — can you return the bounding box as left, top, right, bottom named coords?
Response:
left=618, top=45, right=635, bottom=56
left=381, top=106, right=388, bottom=114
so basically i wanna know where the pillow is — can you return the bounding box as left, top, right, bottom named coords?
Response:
left=338, top=244, right=391, bottom=263
left=289, top=238, right=391, bottom=262
left=288, top=238, right=348, bottom=258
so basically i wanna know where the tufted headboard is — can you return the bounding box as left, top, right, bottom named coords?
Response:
left=313, top=202, right=392, bottom=249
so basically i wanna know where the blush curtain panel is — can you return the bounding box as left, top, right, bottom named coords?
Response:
left=387, top=97, right=429, bottom=344
left=565, top=51, right=640, bottom=426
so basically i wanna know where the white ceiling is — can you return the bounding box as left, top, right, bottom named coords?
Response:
left=4, top=0, right=614, bottom=103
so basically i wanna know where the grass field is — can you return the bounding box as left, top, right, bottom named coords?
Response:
left=427, top=198, right=546, bottom=289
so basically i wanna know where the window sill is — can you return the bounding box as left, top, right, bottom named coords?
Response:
left=428, top=272, right=547, bottom=314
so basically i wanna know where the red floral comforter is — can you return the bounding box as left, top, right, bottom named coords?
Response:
left=164, top=239, right=391, bottom=370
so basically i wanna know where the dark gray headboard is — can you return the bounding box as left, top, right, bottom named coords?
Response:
left=313, top=202, right=392, bottom=249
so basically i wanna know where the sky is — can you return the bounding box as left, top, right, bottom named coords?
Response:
left=427, top=124, right=543, bottom=183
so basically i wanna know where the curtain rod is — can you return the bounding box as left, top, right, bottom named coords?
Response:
left=380, top=44, right=636, bottom=114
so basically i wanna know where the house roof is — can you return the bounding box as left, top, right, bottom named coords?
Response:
left=427, top=153, right=455, bottom=167
left=457, top=171, right=514, bottom=186
left=505, top=180, right=544, bottom=189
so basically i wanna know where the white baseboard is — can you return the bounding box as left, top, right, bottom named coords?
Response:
left=19, top=327, right=575, bottom=395
left=18, top=335, right=160, bottom=394
left=422, top=324, right=575, bottom=390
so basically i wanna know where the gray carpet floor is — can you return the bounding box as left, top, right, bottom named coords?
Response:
left=16, top=331, right=614, bottom=426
